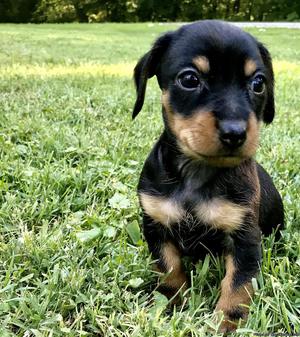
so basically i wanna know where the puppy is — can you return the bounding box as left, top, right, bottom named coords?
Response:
left=132, top=20, right=284, bottom=332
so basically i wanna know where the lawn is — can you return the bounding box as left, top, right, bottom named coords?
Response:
left=0, top=23, right=299, bottom=336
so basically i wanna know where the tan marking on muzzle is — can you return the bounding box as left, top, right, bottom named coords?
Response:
left=242, top=112, right=260, bottom=157
left=162, top=91, right=219, bottom=158
left=162, top=91, right=260, bottom=166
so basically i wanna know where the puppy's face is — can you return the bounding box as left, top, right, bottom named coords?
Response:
left=133, top=21, right=275, bottom=167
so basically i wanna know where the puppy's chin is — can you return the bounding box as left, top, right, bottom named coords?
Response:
left=178, top=142, right=251, bottom=167
left=201, top=155, right=247, bottom=167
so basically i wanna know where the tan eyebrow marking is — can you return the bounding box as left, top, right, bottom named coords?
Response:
left=193, top=56, right=210, bottom=73
left=244, top=59, right=257, bottom=76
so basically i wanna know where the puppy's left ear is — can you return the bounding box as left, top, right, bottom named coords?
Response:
left=258, top=43, right=275, bottom=124
left=132, top=32, right=173, bottom=119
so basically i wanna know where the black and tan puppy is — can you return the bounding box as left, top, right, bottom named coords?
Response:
left=132, top=20, right=284, bottom=332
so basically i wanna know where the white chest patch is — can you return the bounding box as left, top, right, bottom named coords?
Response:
left=195, top=198, right=249, bottom=232
left=139, top=193, right=184, bottom=227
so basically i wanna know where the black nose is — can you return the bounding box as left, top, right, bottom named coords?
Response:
left=219, top=120, right=247, bottom=149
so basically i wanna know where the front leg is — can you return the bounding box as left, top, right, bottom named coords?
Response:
left=142, top=215, right=188, bottom=304
left=216, top=227, right=261, bottom=333
left=157, top=240, right=188, bottom=304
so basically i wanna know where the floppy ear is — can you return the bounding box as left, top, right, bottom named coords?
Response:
left=132, top=32, right=173, bottom=119
left=258, top=43, right=275, bottom=124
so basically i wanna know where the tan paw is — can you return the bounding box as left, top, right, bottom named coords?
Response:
left=216, top=306, right=248, bottom=333
left=218, top=319, right=238, bottom=333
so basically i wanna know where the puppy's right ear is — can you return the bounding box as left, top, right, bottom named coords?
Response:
left=258, top=42, right=275, bottom=124
left=132, top=32, right=173, bottom=119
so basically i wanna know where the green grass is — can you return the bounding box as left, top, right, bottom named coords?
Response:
left=0, top=23, right=299, bottom=336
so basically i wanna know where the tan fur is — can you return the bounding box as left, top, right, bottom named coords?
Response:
left=240, top=160, right=261, bottom=213
left=139, top=193, right=183, bottom=227
left=162, top=91, right=219, bottom=157
left=161, top=242, right=187, bottom=291
left=195, top=198, right=250, bottom=232
left=243, top=112, right=260, bottom=157
left=216, top=255, right=254, bottom=332
left=193, top=56, right=210, bottom=73
left=244, top=59, right=257, bottom=77
left=200, top=156, right=247, bottom=167
left=252, top=165, right=261, bottom=217
left=162, top=91, right=260, bottom=167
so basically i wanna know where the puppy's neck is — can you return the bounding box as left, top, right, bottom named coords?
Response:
left=177, top=155, right=218, bottom=185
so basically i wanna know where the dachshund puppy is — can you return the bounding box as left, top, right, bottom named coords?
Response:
left=132, top=20, right=284, bottom=332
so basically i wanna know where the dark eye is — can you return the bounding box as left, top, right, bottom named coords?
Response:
left=177, top=71, right=201, bottom=90
left=250, top=75, right=265, bottom=94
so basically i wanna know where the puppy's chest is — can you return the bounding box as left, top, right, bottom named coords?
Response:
left=140, top=185, right=249, bottom=234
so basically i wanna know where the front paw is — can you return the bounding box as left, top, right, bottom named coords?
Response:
left=157, top=282, right=187, bottom=306
left=216, top=305, right=249, bottom=333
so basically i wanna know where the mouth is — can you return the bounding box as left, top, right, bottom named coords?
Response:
left=178, top=140, right=249, bottom=167
left=200, top=152, right=239, bottom=158
left=190, top=152, right=247, bottom=167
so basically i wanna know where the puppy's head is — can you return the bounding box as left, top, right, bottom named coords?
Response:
left=132, top=21, right=274, bottom=167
